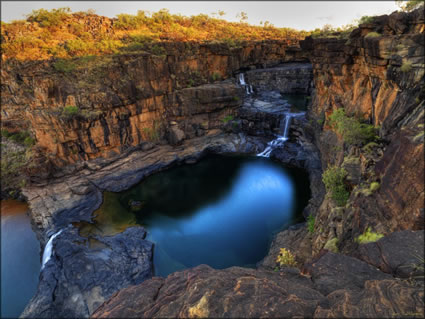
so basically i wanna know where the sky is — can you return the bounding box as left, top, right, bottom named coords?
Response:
left=1, top=1, right=400, bottom=31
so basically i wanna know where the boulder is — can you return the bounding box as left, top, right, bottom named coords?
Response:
left=168, top=125, right=185, bottom=145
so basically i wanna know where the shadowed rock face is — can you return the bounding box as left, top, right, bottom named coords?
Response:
left=21, top=227, right=153, bottom=318
left=92, top=252, right=424, bottom=318
left=300, top=7, right=424, bottom=255
left=245, top=62, right=313, bottom=94
left=353, top=230, right=424, bottom=278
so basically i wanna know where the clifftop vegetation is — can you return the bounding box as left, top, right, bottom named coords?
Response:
left=1, top=8, right=308, bottom=61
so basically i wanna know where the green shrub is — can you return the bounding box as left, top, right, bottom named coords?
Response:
left=276, top=248, right=297, bottom=267
left=222, top=115, right=233, bottom=124
left=307, top=214, right=315, bottom=233
left=142, top=121, right=161, bottom=141
left=150, top=45, right=166, bottom=56
left=1, top=148, right=29, bottom=194
left=322, top=165, right=350, bottom=206
left=122, top=42, right=146, bottom=52
left=27, top=7, right=71, bottom=28
left=211, top=72, right=221, bottom=81
left=2, top=130, right=35, bottom=147
left=400, top=62, right=412, bottom=72
left=324, top=237, right=339, bottom=253
left=233, top=96, right=240, bottom=101
left=61, top=105, right=79, bottom=119
left=370, top=182, right=380, bottom=192
left=53, top=59, right=76, bottom=73
left=1, top=129, right=11, bottom=138
left=365, top=32, right=381, bottom=38
left=358, top=15, right=375, bottom=24
left=356, top=227, right=384, bottom=244
left=80, top=109, right=102, bottom=120
left=329, top=108, right=377, bottom=146
left=363, top=142, right=379, bottom=154
left=187, top=79, right=194, bottom=87
left=24, top=137, right=35, bottom=147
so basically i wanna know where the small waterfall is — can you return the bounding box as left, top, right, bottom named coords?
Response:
left=238, top=73, right=246, bottom=85
left=257, top=113, right=303, bottom=158
left=41, top=229, right=63, bottom=270
left=238, top=73, right=253, bottom=95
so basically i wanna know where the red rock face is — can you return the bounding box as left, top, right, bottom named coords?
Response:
left=303, top=7, right=424, bottom=254
left=1, top=41, right=306, bottom=166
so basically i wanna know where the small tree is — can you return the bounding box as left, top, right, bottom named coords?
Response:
left=396, top=0, right=424, bottom=11
left=236, top=12, right=248, bottom=23
left=322, top=166, right=350, bottom=206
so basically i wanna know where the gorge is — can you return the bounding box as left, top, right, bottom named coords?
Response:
left=0, top=5, right=424, bottom=319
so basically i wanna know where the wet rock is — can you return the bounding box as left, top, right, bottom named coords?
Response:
left=128, top=200, right=144, bottom=212
left=21, top=226, right=153, bottom=318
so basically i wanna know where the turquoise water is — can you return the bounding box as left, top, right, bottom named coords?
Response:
left=84, top=155, right=310, bottom=277
left=1, top=200, right=40, bottom=318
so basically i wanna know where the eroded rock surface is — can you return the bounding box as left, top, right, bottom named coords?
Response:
left=92, top=264, right=326, bottom=318
left=92, top=252, right=424, bottom=318
left=354, top=230, right=425, bottom=278
left=21, top=227, right=153, bottom=318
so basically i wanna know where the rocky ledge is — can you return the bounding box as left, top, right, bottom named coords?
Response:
left=23, top=130, right=267, bottom=247
left=92, top=247, right=424, bottom=318
left=22, top=227, right=153, bottom=318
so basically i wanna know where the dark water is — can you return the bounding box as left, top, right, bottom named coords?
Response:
left=1, top=200, right=40, bottom=318
left=82, top=155, right=310, bottom=277
left=281, top=93, right=309, bottom=111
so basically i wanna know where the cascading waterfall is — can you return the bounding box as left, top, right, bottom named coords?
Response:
left=238, top=73, right=254, bottom=95
left=41, top=229, right=63, bottom=270
left=257, top=113, right=304, bottom=158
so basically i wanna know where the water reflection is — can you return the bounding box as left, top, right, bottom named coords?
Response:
left=1, top=200, right=40, bottom=318
left=82, top=156, right=310, bottom=277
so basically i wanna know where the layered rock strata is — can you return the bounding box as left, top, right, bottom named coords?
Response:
left=299, top=7, right=424, bottom=255
left=93, top=7, right=424, bottom=318
left=1, top=40, right=306, bottom=167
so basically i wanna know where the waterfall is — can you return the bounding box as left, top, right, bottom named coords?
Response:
left=282, top=114, right=292, bottom=138
left=238, top=73, right=246, bottom=85
left=238, top=73, right=253, bottom=95
left=257, top=113, right=304, bottom=158
left=41, top=229, right=63, bottom=270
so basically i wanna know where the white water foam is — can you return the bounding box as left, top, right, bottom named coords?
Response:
left=257, top=113, right=304, bottom=158
left=238, top=73, right=254, bottom=95
left=41, top=229, right=63, bottom=270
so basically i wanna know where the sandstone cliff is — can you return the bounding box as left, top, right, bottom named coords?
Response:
left=299, top=7, right=424, bottom=255
left=1, top=40, right=305, bottom=171
left=92, top=7, right=424, bottom=318
left=2, top=6, right=424, bottom=319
